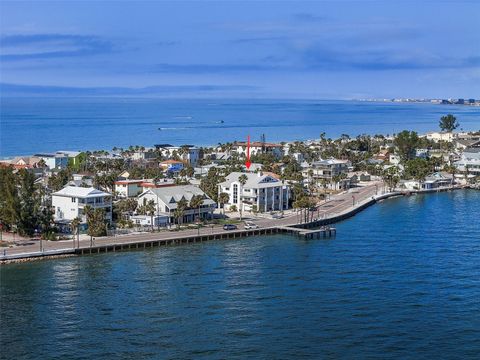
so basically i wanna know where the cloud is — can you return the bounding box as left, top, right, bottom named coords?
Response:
left=0, top=33, right=114, bottom=61
left=151, top=63, right=279, bottom=74
left=301, top=45, right=480, bottom=70
left=292, top=13, right=326, bottom=23
left=0, top=82, right=259, bottom=96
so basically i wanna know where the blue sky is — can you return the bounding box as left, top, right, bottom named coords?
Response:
left=1, top=0, right=479, bottom=99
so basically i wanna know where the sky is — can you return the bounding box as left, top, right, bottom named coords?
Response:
left=0, top=0, right=479, bottom=99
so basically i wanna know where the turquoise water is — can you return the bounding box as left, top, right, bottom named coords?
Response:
left=1, top=190, right=479, bottom=359
left=1, top=97, right=479, bottom=156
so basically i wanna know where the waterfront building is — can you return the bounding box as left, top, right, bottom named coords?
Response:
left=231, top=141, right=283, bottom=158
left=424, top=131, right=456, bottom=142
left=52, top=186, right=113, bottom=224
left=218, top=172, right=290, bottom=213
left=455, top=148, right=480, bottom=175
left=114, top=180, right=144, bottom=198
left=159, top=160, right=185, bottom=173
left=304, top=159, right=351, bottom=189
left=56, top=150, right=82, bottom=166
left=129, top=214, right=169, bottom=227
left=136, top=185, right=216, bottom=224
left=155, top=144, right=200, bottom=166
left=34, top=153, right=69, bottom=170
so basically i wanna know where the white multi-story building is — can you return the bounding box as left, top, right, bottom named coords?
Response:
left=114, top=180, right=144, bottom=198
left=231, top=141, right=283, bottom=158
left=34, top=153, right=69, bottom=169
left=455, top=148, right=480, bottom=175
left=136, top=185, right=216, bottom=224
left=52, top=186, right=113, bottom=223
left=218, top=172, right=290, bottom=213
left=155, top=144, right=200, bottom=166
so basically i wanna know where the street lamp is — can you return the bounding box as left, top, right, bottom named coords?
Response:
left=352, top=195, right=355, bottom=206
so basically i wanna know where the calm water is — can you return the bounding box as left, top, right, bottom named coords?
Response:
left=1, top=97, right=479, bottom=156
left=1, top=190, right=479, bottom=359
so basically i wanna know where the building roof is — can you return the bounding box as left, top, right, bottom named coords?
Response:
left=219, top=172, right=284, bottom=189
left=53, top=186, right=112, bottom=198
left=140, top=185, right=215, bottom=209
left=160, top=160, right=184, bottom=165
left=233, top=141, right=282, bottom=148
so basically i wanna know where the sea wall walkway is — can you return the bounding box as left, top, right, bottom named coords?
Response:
left=0, top=184, right=466, bottom=264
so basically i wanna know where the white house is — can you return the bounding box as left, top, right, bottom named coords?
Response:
left=155, top=144, right=200, bottom=166
left=455, top=148, right=480, bottom=175
left=34, top=153, right=69, bottom=169
left=218, top=172, right=290, bottom=213
left=136, top=185, right=216, bottom=224
left=304, top=159, right=351, bottom=189
left=52, top=186, right=113, bottom=223
left=231, top=141, right=283, bottom=158
left=114, top=180, right=144, bottom=198
left=424, top=132, right=456, bottom=142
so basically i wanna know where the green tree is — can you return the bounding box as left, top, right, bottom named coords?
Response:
left=238, top=174, right=248, bottom=220
left=0, top=167, right=20, bottom=231
left=393, top=130, right=420, bottom=162
left=189, top=194, right=204, bottom=223
left=439, top=114, right=459, bottom=132
left=84, top=205, right=107, bottom=237
left=218, top=192, right=230, bottom=218
left=17, top=170, right=40, bottom=236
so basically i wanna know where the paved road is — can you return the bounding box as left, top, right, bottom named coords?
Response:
left=1, top=183, right=382, bottom=258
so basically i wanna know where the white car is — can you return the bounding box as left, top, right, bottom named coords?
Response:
left=244, top=222, right=259, bottom=230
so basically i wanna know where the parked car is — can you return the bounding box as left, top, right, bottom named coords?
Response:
left=272, top=213, right=283, bottom=219
left=223, top=224, right=238, bottom=230
left=244, top=222, right=259, bottom=230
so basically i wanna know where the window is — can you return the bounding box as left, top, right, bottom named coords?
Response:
left=233, top=184, right=238, bottom=204
left=71, top=197, right=76, bottom=203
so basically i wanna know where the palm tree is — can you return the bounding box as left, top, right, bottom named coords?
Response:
left=238, top=174, right=248, bottom=220
left=189, top=194, right=204, bottom=223
left=174, top=198, right=188, bottom=228
left=145, top=200, right=156, bottom=231
left=71, top=217, right=81, bottom=248
left=218, top=192, right=230, bottom=219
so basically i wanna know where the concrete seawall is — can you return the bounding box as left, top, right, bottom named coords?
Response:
left=0, top=186, right=466, bottom=264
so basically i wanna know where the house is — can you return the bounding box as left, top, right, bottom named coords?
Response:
left=455, top=148, right=480, bottom=175
left=68, top=173, right=94, bottom=187
left=455, top=139, right=480, bottom=151
left=422, top=172, right=454, bottom=189
left=374, top=149, right=391, bottom=161
left=52, top=186, right=112, bottom=224
left=424, top=132, right=456, bottom=142
left=130, top=214, right=169, bottom=227
left=56, top=150, right=82, bottom=166
left=304, top=159, right=351, bottom=189
left=155, top=144, right=200, bottom=166
left=231, top=141, right=283, bottom=158
left=114, top=180, right=144, bottom=198
left=218, top=172, right=290, bottom=213
left=140, top=179, right=177, bottom=191
left=159, top=160, right=184, bottom=173
left=136, top=185, right=216, bottom=224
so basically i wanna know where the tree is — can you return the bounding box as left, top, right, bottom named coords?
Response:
left=189, top=194, right=204, bottom=223
left=84, top=205, right=107, bottom=237
left=393, top=130, right=420, bottom=162
left=238, top=174, right=248, bottom=220
left=17, top=170, right=40, bottom=236
left=439, top=114, right=459, bottom=132
left=71, top=217, right=81, bottom=246
left=145, top=200, right=156, bottom=231
left=0, top=167, right=20, bottom=231
left=174, top=198, right=188, bottom=228
left=218, top=192, right=230, bottom=218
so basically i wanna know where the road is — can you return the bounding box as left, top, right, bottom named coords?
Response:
left=1, top=183, right=382, bottom=259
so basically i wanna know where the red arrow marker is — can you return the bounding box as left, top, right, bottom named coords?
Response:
left=245, top=135, right=251, bottom=169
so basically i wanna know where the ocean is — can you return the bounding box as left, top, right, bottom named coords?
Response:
left=1, top=190, right=479, bottom=359
left=1, top=97, right=479, bottom=157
